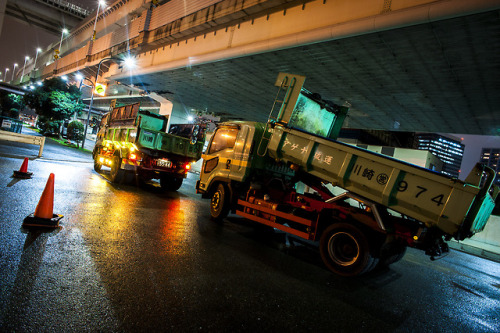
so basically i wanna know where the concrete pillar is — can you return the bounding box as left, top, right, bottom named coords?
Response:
left=148, top=92, right=174, bottom=130
left=169, top=101, right=192, bottom=126
left=0, top=0, right=6, bottom=38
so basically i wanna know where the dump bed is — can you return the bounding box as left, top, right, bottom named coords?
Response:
left=266, top=124, right=496, bottom=239
left=136, top=129, right=204, bottom=161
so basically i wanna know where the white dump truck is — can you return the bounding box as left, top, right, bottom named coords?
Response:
left=196, top=73, right=498, bottom=276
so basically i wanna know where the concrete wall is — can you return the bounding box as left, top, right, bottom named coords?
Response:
left=472, top=215, right=500, bottom=247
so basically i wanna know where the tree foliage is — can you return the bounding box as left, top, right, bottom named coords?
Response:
left=24, top=77, right=85, bottom=137
left=0, top=91, right=25, bottom=119
left=67, top=120, right=85, bottom=148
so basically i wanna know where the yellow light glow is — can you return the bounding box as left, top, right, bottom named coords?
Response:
left=99, top=157, right=104, bottom=163
left=95, top=83, right=107, bottom=96
left=413, top=235, right=419, bottom=241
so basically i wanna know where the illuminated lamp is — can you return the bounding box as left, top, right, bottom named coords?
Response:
left=95, top=82, right=106, bottom=96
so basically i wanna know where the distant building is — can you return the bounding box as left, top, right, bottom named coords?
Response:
left=414, top=133, right=464, bottom=178
left=338, top=129, right=459, bottom=175
left=479, top=148, right=500, bottom=185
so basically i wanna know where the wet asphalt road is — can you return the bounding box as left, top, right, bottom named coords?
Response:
left=0, top=134, right=499, bottom=332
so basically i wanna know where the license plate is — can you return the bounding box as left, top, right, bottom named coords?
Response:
left=156, top=159, right=171, bottom=168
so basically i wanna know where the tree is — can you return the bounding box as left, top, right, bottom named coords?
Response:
left=24, top=77, right=85, bottom=138
left=0, top=91, right=25, bottom=119
left=67, top=121, right=85, bottom=148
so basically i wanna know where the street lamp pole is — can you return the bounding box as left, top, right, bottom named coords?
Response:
left=32, top=48, right=42, bottom=78
left=58, top=29, right=68, bottom=53
left=55, top=29, right=68, bottom=70
left=11, top=63, right=18, bottom=82
left=92, top=1, right=105, bottom=40
left=21, top=56, right=29, bottom=82
left=81, top=56, right=121, bottom=150
left=4, top=68, right=9, bottom=81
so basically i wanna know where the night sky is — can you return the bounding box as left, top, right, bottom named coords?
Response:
left=0, top=16, right=58, bottom=82
left=1, top=5, right=500, bottom=179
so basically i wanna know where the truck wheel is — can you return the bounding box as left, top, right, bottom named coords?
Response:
left=319, top=223, right=378, bottom=276
left=210, top=183, right=230, bottom=221
left=93, top=151, right=102, bottom=172
left=110, top=156, right=125, bottom=183
left=94, top=157, right=102, bottom=172
left=160, top=175, right=183, bottom=191
left=378, top=242, right=407, bottom=267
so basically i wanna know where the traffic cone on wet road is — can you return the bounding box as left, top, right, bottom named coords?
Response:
left=13, top=157, right=33, bottom=179
left=23, top=173, right=63, bottom=228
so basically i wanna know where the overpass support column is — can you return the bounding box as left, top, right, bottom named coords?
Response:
left=148, top=92, right=174, bottom=129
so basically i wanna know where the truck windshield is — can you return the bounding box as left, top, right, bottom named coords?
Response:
left=208, top=127, right=238, bottom=154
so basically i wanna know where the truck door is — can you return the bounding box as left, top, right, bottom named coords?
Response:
left=229, top=125, right=250, bottom=182
left=202, top=125, right=239, bottom=182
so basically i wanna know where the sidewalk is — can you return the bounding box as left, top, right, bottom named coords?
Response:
left=448, top=238, right=500, bottom=263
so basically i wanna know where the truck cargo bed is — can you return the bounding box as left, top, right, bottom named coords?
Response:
left=267, top=124, right=495, bottom=239
left=137, top=129, right=203, bottom=161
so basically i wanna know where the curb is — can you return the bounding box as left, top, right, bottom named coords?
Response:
left=448, top=241, right=500, bottom=263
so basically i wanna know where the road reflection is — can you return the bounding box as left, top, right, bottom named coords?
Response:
left=1, top=227, right=59, bottom=330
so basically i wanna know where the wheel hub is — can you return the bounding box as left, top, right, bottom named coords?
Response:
left=212, top=192, right=221, bottom=210
left=328, top=231, right=360, bottom=266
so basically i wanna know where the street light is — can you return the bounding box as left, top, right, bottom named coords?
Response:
left=54, top=29, right=68, bottom=69
left=92, top=1, right=106, bottom=40
left=11, top=63, right=18, bottom=82
left=4, top=68, right=9, bottom=81
left=81, top=55, right=135, bottom=149
left=21, top=56, right=30, bottom=82
left=58, top=28, right=68, bottom=53
left=32, top=47, right=42, bottom=78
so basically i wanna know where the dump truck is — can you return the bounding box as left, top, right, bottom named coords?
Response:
left=93, top=102, right=205, bottom=191
left=196, top=73, right=498, bottom=276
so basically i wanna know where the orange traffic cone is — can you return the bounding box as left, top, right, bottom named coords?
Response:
left=23, top=173, right=63, bottom=228
left=13, top=157, right=33, bottom=179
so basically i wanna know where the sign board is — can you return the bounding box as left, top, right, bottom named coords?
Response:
left=95, top=83, right=106, bottom=96
left=1, top=120, right=12, bottom=129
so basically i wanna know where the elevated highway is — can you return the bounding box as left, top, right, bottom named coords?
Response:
left=10, top=0, right=500, bottom=135
left=0, top=0, right=89, bottom=36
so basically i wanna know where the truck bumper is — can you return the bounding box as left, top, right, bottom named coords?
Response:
left=196, top=180, right=206, bottom=195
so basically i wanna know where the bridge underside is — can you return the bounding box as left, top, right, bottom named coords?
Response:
left=4, top=0, right=86, bottom=35
left=116, top=10, right=499, bottom=135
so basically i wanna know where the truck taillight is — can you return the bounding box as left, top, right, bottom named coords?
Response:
left=129, top=153, right=137, bottom=161
left=184, top=163, right=191, bottom=171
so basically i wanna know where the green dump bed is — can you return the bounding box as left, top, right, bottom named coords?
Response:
left=136, top=129, right=204, bottom=162
left=266, top=124, right=496, bottom=239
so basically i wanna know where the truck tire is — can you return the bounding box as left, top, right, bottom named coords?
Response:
left=110, top=155, right=125, bottom=183
left=319, top=223, right=378, bottom=276
left=160, top=175, right=183, bottom=191
left=210, top=183, right=230, bottom=221
left=378, top=242, right=407, bottom=267
left=93, top=151, right=102, bottom=172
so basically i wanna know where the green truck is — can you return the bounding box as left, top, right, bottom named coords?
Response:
left=93, top=102, right=205, bottom=190
left=196, top=73, right=498, bottom=276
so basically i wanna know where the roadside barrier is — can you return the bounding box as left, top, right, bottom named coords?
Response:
left=13, top=157, right=33, bottom=179
left=0, top=129, right=45, bottom=157
left=23, top=173, right=63, bottom=228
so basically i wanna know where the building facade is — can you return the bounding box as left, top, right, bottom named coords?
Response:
left=414, top=133, right=464, bottom=178
left=479, top=148, right=500, bottom=185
